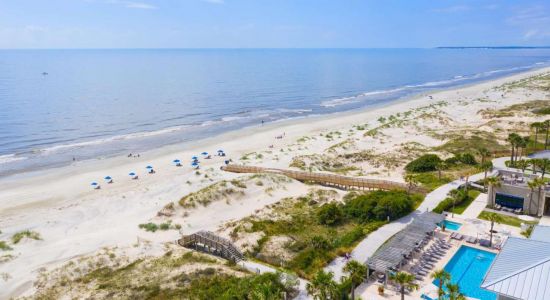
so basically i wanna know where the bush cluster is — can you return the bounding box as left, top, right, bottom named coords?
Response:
left=433, top=189, right=468, bottom=213
left=343, top=190, right=420, bottom=222
left=405, top=154, right=441, bottom=172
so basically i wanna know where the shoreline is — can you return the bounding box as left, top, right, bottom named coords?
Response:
left=1, top=66, right=549, bottom=298
left=1, top=61, right=548, bottom=179
left=2, top=63, right=549, bottom=184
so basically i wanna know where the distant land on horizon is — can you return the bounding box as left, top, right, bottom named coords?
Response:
left=437, top=46, right=550, bottom=49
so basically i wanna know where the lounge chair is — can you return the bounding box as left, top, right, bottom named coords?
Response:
left=450, top=232, right=457, bottom=239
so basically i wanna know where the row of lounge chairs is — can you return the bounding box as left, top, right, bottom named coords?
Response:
left=494, top=204, right=522, bottom=214
left=450, top=232, right=477, bottom=244
left=411, top=238, right=451, bottom=281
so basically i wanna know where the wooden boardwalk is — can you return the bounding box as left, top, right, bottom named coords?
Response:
left=178, top=231, right=244, bottom=262
left=221, top=164, right=428, bottom=194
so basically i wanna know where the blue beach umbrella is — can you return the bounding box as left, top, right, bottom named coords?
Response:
left=191, top=156, right=198, bottom=160
left=201, top=152, right=208, bottom=155
left=146, top=165, right=153, bottom=169
left=91, top=182, right=99, bottom=186
left=217, top=149, right=224, bottom=153
left=129, top=172, right=136, bottom=176
left=173, top=159, right=181, bottom=164
left=104, top=176, right=112, bottom=180
left=191, top=161, right=199, bottom=166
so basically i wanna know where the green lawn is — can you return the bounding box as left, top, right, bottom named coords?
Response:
left=451, top=190, right=481, bottom=214
left=478, top=211, right=539, bottom=227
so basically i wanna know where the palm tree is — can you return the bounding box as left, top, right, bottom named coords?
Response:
left=507, top=133, right=520, bottom=163
left=532, top=158, right=541, bottom=174
left=484, top=212, right=503, bottom=247
left=431, top=269, right=450, bottom=299
left=517, top=136, right=529, bottom=160
left=485, top=176, right=501, bottom=208
left=531, top=122, right=543, bottom=150
left=306, top=270, right=340, bottom=300
left=527, top=177, right=546, bottom=216
left=477, top=147, right=491, bottom=165
left=389, top=271, right=418, bottom=300
left=539, top=158, right=550, bottom=177
left=342, top=260, right=368, bottom=300
left=480, top=161, right=493, bottom=183
left=544, top=120, right=550, bottom=150
left=516, top=159, right=530, bottom=173
left=404, top=174, right=418, bottom=194
left=446, top=283, right=466, bottom=300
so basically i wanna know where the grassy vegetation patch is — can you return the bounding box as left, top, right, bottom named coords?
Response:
left=0, top=241, right=12, bottom=251
left=32, top=248, right=292, bottom=300
left=241, top=190, right=421, bottom=278
left=478, top=211, right=539, bottom=227
left=411, top=172, right=452, bottom=191
left=433, top=189, right=480, bottom=214
left=179, top=174, right=291, bottom=208
left=433, top=131, right=507, bottom=154
left=12, top=230, right=41, bottom=244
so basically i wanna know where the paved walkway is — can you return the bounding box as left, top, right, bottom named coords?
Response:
left=241, top=260, right=310, bottom=299
left=462, top=192, right=488, bottom=218
left=324, top=172, right=486, bottom=280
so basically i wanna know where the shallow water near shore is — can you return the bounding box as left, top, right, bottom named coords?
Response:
left=2, top=48, right=550, bottom=176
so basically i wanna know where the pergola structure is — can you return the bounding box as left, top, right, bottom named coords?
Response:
left=367, top=212, right=444, bottom=273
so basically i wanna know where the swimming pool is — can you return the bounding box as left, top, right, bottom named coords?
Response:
left=433, top=246, right=497, bottom=300
left=438, top=220, right=462, bottom=231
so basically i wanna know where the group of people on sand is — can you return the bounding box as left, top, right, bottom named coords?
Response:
left=127, top=153, right=140, bottom=158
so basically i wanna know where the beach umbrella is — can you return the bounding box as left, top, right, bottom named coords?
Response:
left=173, top=159, right=181, bottom=164
left=191, top=156, right=198, bottom=160
left=91, top=182, right=99, bottom=186
left=129, top=172, right=136, bottom=176
left=104, top=176, right=112, bottom=180
left=146, top=165, right=153, bottom=169
left=191, top=161, right=199, bottom=166
left=217, top=149, right=224, bottom=153
left=201, top=152, right=208, bottom=156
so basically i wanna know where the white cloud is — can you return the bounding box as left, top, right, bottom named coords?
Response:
left=507, top=5, right=550, bottom=40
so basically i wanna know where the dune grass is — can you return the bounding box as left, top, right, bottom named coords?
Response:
left=242, top=190, right=420, bottom=279
left=12, top=230, right=41, bottom=244
left=0, top=241, right=12, bottom=251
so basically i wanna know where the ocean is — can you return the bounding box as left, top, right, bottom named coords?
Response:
left=1, top=48, right=550, bottom=176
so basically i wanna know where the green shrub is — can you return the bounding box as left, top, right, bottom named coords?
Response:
left=12, top=230, right=41, bottom=244
left=0, top=241, right=12, bottom=251
left=405, top=154, right=442, bottom=172
left=139, top=223, right=159, bottom=232
left=534, top=107, right=550, bottom=115
left=457, top=153, right=477, bottom=165
left=317, top=203, right=344, bottom=226
left=160, top=223, right=171, bottom=231
left=343, top=190, right=419, bottom=222
left=433, top=189, right=479, bottom=214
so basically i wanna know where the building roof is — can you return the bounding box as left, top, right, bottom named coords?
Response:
left=367, top=212, right=444, bottom=272
left=530, top=225, right=550, bottom=243
left=481, top=237, right=550, bottom=300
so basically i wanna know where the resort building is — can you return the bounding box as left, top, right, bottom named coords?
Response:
left=487, top=170, right=550, bottom=216
left=481, top=225, right=550, bottom=300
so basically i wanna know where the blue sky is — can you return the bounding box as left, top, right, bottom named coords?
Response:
left=1, top=0, right=549, bottom=48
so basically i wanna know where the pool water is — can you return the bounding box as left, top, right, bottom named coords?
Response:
left=438, top=220, right=462, bottom=231
left=433, top=246, right=497, bottom=300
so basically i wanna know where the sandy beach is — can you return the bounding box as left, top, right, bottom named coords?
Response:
left=1, top=66, right=549, bottom=298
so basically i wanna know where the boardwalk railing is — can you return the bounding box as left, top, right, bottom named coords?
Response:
left=221, top=164, right=428, bottom=194
left=178, top=231, right=244, bottom=262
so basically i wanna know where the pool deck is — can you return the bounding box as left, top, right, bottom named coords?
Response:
left=356, top=229, right=500, bottom=299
